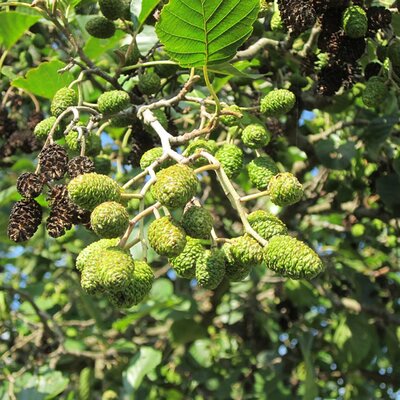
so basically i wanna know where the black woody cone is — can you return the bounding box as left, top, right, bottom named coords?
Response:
left=8, top=199, right=42, bottom=242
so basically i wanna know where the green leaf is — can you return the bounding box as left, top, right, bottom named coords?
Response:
left=155, top=0, right=260, bottom=67
left=376, top=174, right=400, bottom=210
left=130, top=0, right=159, bottom=30
left=83, top=30, right=125, bottom=60
left=0, top=12, right=41, bottom=50
left=12, top=60, right=75, bottom=99
left=208, top=62, right=264, bottom=78
left=123, top=347, right=162, bottom=394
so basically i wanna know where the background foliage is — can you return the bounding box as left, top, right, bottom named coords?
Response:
left=0, top=0, right=400, bottom=399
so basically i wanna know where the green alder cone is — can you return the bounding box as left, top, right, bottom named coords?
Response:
left=99, top=0, right=124, bottom=20
left=151, top=164, right=199, bottom=209
left=97, top=90, right=130, bottom=115
left=183, top=139, right=218, bottom=167
left=248, top=155, right=279, bottom=190
left=33, top=116, right=63, bottom=141
left=362, top=77, right=388, bottom=108
left=138, top=72, right=161, bottom=95
left=78, top=368, right=93, bottom=400
left=215, top=144, right=244, bottom=179
left=263, top=235, right=323, bottom=279
left=219, top=105, right=243, bottom=127
left=342, top=6, right=368, bottom=39
left=65, top=131, right=101, bottom=156
left=85, top=16, right=115, bottom=39
left=195, top=249, right=226, bottom=290
left=94, top=155, right=112, bottom=175
left=268, top=172, right=304, bottom=206
left=76, top=238, right=119, bottom=272
left=119, top=44, right=142, bottom=65
left=270, top=10, right=284, bottom=31
left=181, top=205, right=213, bottom=239
left=241, top=124, right=271, bottom=149
left=247, top=210, right=288, bottom=240
left=106, top=260, right=154, bottom=307
left=169, top=236, right=205, bottom=279
left=91, top=201, right=129, bottom=238
left=260, top=89, right=296, bottom=117
left=148, top=216, right=187, bottom=257
left=139, top=147, right=174, bottom=171
left=222, top=234, right=264, bottom=281
left=68, top=172, right=121, bottom=211
left=50, top=87, right=78, bottom=117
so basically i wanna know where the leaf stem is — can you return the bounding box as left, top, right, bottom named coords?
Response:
left=203, top=65, right=220, bottom=115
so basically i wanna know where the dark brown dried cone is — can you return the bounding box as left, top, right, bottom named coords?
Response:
left=16, top=172, right=44, bottom=198
left=278, top=0, right=316, bottom=34
left=71, top=207, right=91, bottom=225
left=8, top=199, right=42, bottom=242
left=367, top=7, right=392, bottom=32
left=266, top=118, right=284, bottom=136
left=46, top=204, right=73, bottom=238
left=0, top=130, right=41, bottom=158
left=39, top=143, right=68, bottom=180
left=47, top=184, right=69, bottom=206
left=27, top=111, right=44, bottom=131
left=67, top=156, right=95, bottom=178
left=364, top=62, right=382, bottom=80
left=316, top=62, right=357, bottom=96
left=0, top=108, right=17, bottom=139
left=313, top=0, right=349, bottom=16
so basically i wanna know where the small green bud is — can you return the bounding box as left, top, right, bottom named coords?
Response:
left=342, top=6, right=368, bottom=39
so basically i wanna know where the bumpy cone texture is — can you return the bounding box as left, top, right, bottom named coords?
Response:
left=268, top=172, right=304, bottom=206
left=184, top=139, right=218, bottom=167
left=148, top=216, right=186, bottom=257
left=181, top=205, right=213, bottom=239
left=260, top=89, right=296, bottom=117
left=277, top=0, right=316, bottom=34
left=119, top=44, right=141, bottom=65
left=169, top=236, right=205, bottom=279
left=219, top=105, right=243, bottom=127
left=107, top=260, right=154, bottom=307
left=8, top=199, right=42, bottom=242
left=248, top=210, right=288, bottom=240
left=85, top=16, right=115, bottom=39
left=76, top=238, right=119, bottom=272
left=139, top=147, right=174, bottom=171
left=215, top=144, right=244, bottom=179
left=196, top=249, right=226, bottom=290
left=91, top=201, right=129, bottom=238
left=270, top=10, right=284, bottom=31
left=33, top=116, right=63, bottom=141
left=264, top=235, right=323, bottom=279
left=242, top=124, right=271, bottom=149
left=151, top=164, right=199, bottom=209
left=97, top=90, right=130, bottom=115
left=39, top=143, right=69, bottom=180
left=248, top=155, right=279, bottom=190
left=342, top=6, right=368, bottom=39
left=138, top=72, right=161, bottom=95
left=16, top=172, right=44, bottom=198
left=362, top=77, right=387, bottom=108
left=68, top=172, right=121, bottom=211
left=99, top=0, right=124, bottom=20
left=51, top=87, right=78, bottom=117
left=68, top=156, right=95, bottom=178
left=94, top=155, right=112, bottom=175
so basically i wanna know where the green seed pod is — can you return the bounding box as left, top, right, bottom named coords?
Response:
left=138, top=72, right=161, bottom=95
left=362, top=76, right=388, bottom=108
left=68, top=172, right=121, bottom=211
left=263, top=235, right=323, bottom=279
left=139, top=147, right=174, bottom=171
left=33, top=116, right=63, bottom=141
left=241, top=124, right=271, bottom=149
left=388, top=41, right=400, bottom=66
left=93, top=155, right=112, bottom=175
left=169, top=236, right=205, bottom=279
left=85, top=16, right=116, bottom=39
left=342, top=6, right=368, bottom=39
left=119, top=44, right=141, bottom=65
left=99, top=0, right=124, bottom=20
left=260, top=89, right=296, bottom=117
left=219, top=105, right=243, bottom=127
left=247, top=210, right=288, bottom=240
left=215, top=144, right=244, bottom=179
left=268, top=172, right=304, bottom=206
left=91, top=201, right=129, bottom=238
left=151, top=164, right=199, bottom=209
left=270, top=10, right=284, bottom=31
left=78, top=368, right=93, bottom=400
left=154, top=62, right=179, bottom=78
left=50, top=87, right=78, bottom=117
left=98, top=90, right=130, bottom=115
left=247, top=155, right=279, bottom=190
left=76, top=238, right=119, bottom=272
left=148, top=216, right=187, bottom=257
left=184, top=139, right=218, bottom=167
left=195, top=249, right=226, bottom=289
left=181, top=205, right=213, bottom=239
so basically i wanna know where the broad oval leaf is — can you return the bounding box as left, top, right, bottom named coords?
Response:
left=155, top=0, right=260, bottom=67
